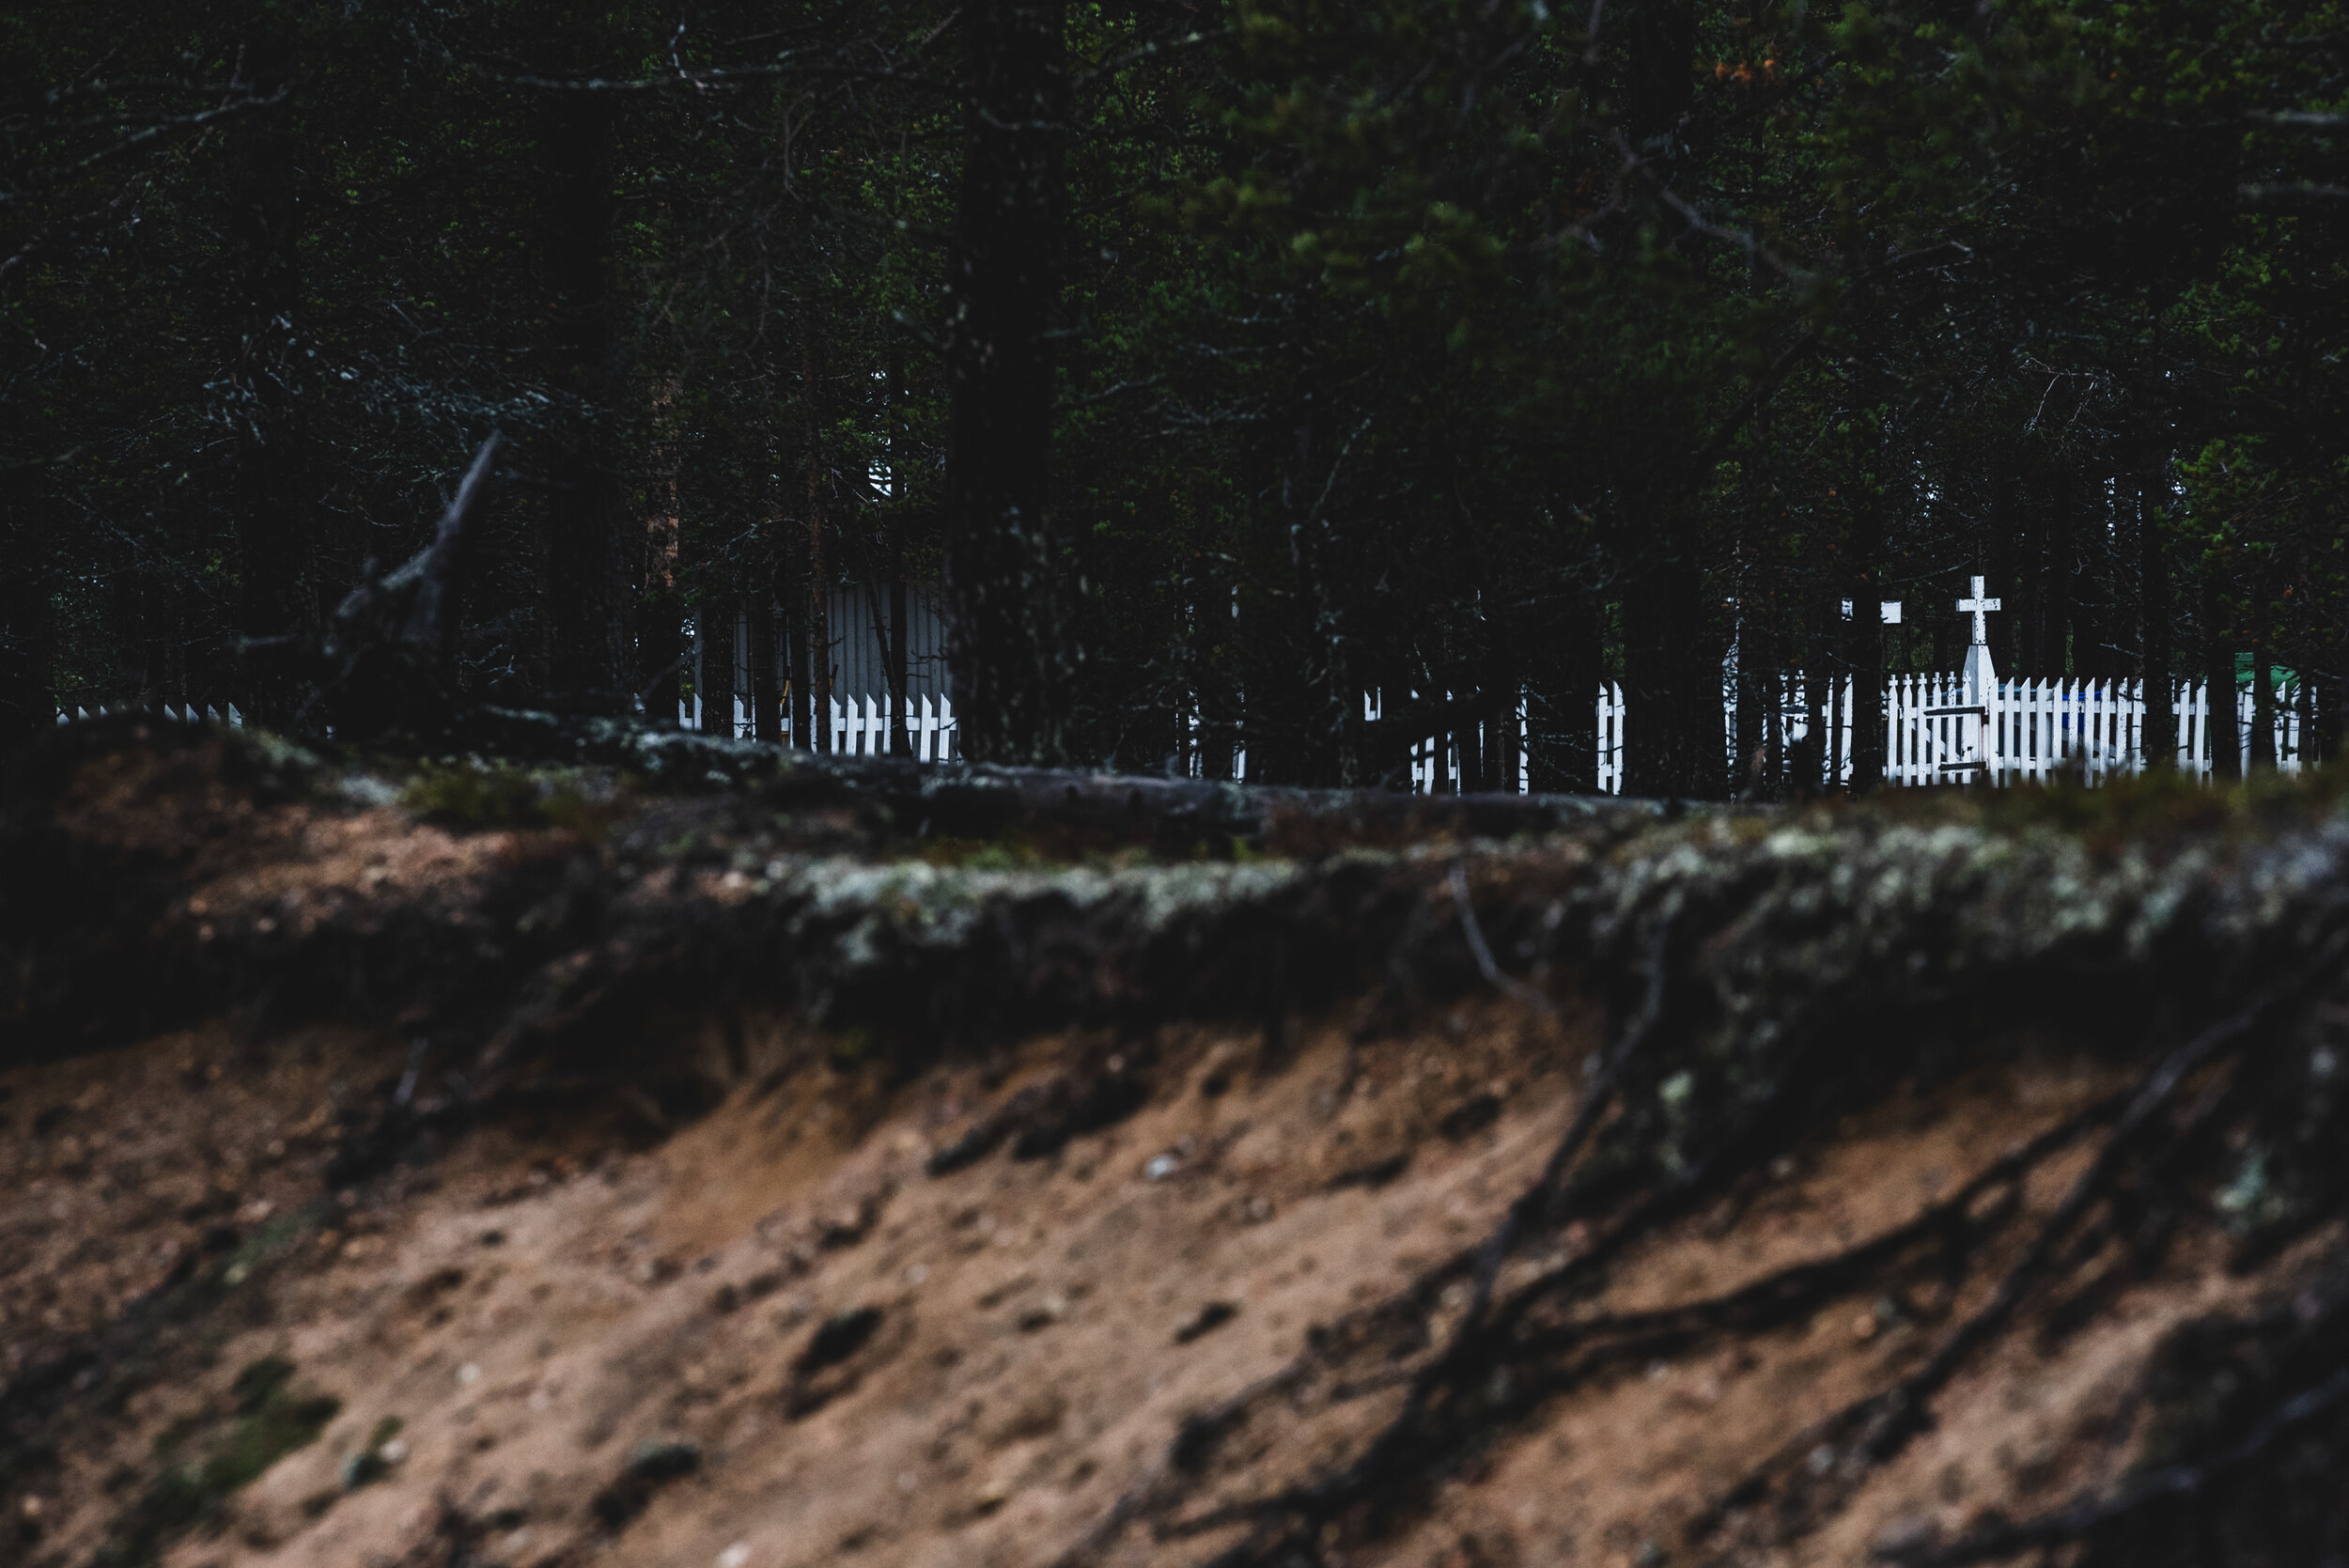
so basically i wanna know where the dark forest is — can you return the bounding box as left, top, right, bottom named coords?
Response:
left=9, top=0, right=2346, bottom=792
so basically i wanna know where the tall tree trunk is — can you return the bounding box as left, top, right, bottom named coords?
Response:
left=748, top=567, right=780, bottom=743
left=783, top=516, right=812, bottom=753
left=2137, top=327, right=2175, bottom=765
left=1285, top=407, right=1362, bottom=788
left=2015, top=465, right=2046, bottom=677
left=2139, top=467, right=2174, bottom=768
left=1614, top=0, right=1718, bottom=800
left=2249, top=637, right=2278, bottom=772
left=804, top=331, right=832, bottom=753
left=224, top=37, right=316, bottom=729
left=1442, top=704, right=1470, bottom=795
left=1848, top=486, right=1888, bottom=793
left=2205, top=579, right=2240, bottom=781
left=1194, top=585, right=1237, bottom=781
left=1566, top=591, right=1607, bottom=794
left=642, top=581, right=680, bottom=726
left=1741, top=606, right=1781, bottom=800
left=643, top=379, right=683, bottom=726
left=1731, top=569, right=1769, bottom=797
left=1987, top=448, right=2019, bottom=676
left=942, top=0, right=1071, bottom=766
left=2072, top=479, right=2116, bottom=678
left=2317, top=618, right=2344, bottom=767
left=1483, top=634, right=1520, bottom=793
left=885, top=352, right=913, bottom=758
left=2050, top=469, right=2083, bottom=674
left=2293, top=660, right=2314, bottom=770
left=1790, top=598, right=1828, bottom=798
left=1621, top=541, right=1722, bottom=799
left=888, top=570, right=911, bottom=757
left=538, top=85, right=626, bottom=702
left=699, top=593, right=737, bottom=737
left=0, top=489, right=56, bottom=750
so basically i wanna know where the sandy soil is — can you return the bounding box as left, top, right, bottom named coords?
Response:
left=4, top=995, right=2314, bottom=1568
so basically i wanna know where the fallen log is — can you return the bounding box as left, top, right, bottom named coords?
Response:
left=452, top=702, right=1668, bottom=850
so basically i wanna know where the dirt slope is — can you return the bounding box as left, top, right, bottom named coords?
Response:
left=6, top=1001, right=2325, bottom=1568
left=5, top=722, right=2347, bottom=1568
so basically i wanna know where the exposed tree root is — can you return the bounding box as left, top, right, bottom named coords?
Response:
left=1046, top=842, right=2349, bottom=1568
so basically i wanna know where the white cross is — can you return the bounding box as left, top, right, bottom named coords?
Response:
left=1957, top=575, right=2000, bottom=645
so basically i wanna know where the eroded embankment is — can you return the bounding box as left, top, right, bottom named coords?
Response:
left=4, top=722, right=2348, bottom=1568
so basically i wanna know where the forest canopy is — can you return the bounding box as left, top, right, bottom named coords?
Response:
left=5, top=0, right=2346, bottom=795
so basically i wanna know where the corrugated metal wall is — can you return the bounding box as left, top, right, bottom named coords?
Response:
left=697, top=582, right=951, bottom=704
left=826, top=582, right=952, bottom=701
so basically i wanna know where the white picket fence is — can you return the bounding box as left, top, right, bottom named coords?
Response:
left=50, top=693, right=959, bottom=759
left=1208, top=675, right=2310, bottom=796
left=1764, top=675, right=2305, bottom=791
left=54, top=675, right=2312, bottom=795
left=54, top=703, right=243, bottom=727
left=681, top=691, right=960, bottom=761
left=1581, top=673, right=2307, bottom=796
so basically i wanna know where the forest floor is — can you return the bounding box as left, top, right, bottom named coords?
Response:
left=5, top=721, right=2346, bottom=1568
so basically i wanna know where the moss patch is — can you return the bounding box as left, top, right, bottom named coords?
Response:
left=398, top=758, right=630, bottom=837
left=94, top=1357, right=340, bottom=1568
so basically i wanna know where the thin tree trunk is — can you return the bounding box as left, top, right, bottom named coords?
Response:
left=942, top=0, right=1071, bottom=766
left=1560, top=593, right=1604, bottom=796
left=749, top=569, right=780, bottom=743
left=2318, top=628, right=2344, bottom=767
left=225, top=36, right=317, bottom=728
left=2250, top=639, right=2278, bottom=771
left=1484, top=639, right=1520, bottom=793
left=888, top=571, right=911, bottom=757
left=2140, top=458, right=2174, bottom=769
left=1453, top=670, right=1481, bottom=796
left=1848, top=486, right=1888, bottom=793
left=1790, top=600, right=1828, bottom=799
left=699, top=593, right=737, bottom=737
left=642, top=584, right=680, bottom=728
left=1266, top=406, right=1351, bottom=786
left=885, top=353, right=913, bottom=758
left=1987, top=448, right=2019, bottom=677
left=807, top=515, right=831, bottom=754
left=2051, top=469, right=2085, bottom=674
left=1197, top=585, right=1236, bottom=781
left=1622, top=542, right=1722, bottom=799
left=1615, top=0, right=1716, bottom=800
left=0, top=487, right=56, bottom=750
left=539, top=85, right=626, bottom=702
left=1738, top=586, right=1780, bottom=800
left=805, top=332, right=832, bottom=754
left=781, top=575, right=804, bottom=751
left=643, top=378, right=684, bottom=726
left=2205, top=579, right=2240, bottom=780
left=2294, top=665, right=2313, bottom=769
left=2015, top=465, right=2046, bottom=677
left=1732, top=598, right=1766, bottom=797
